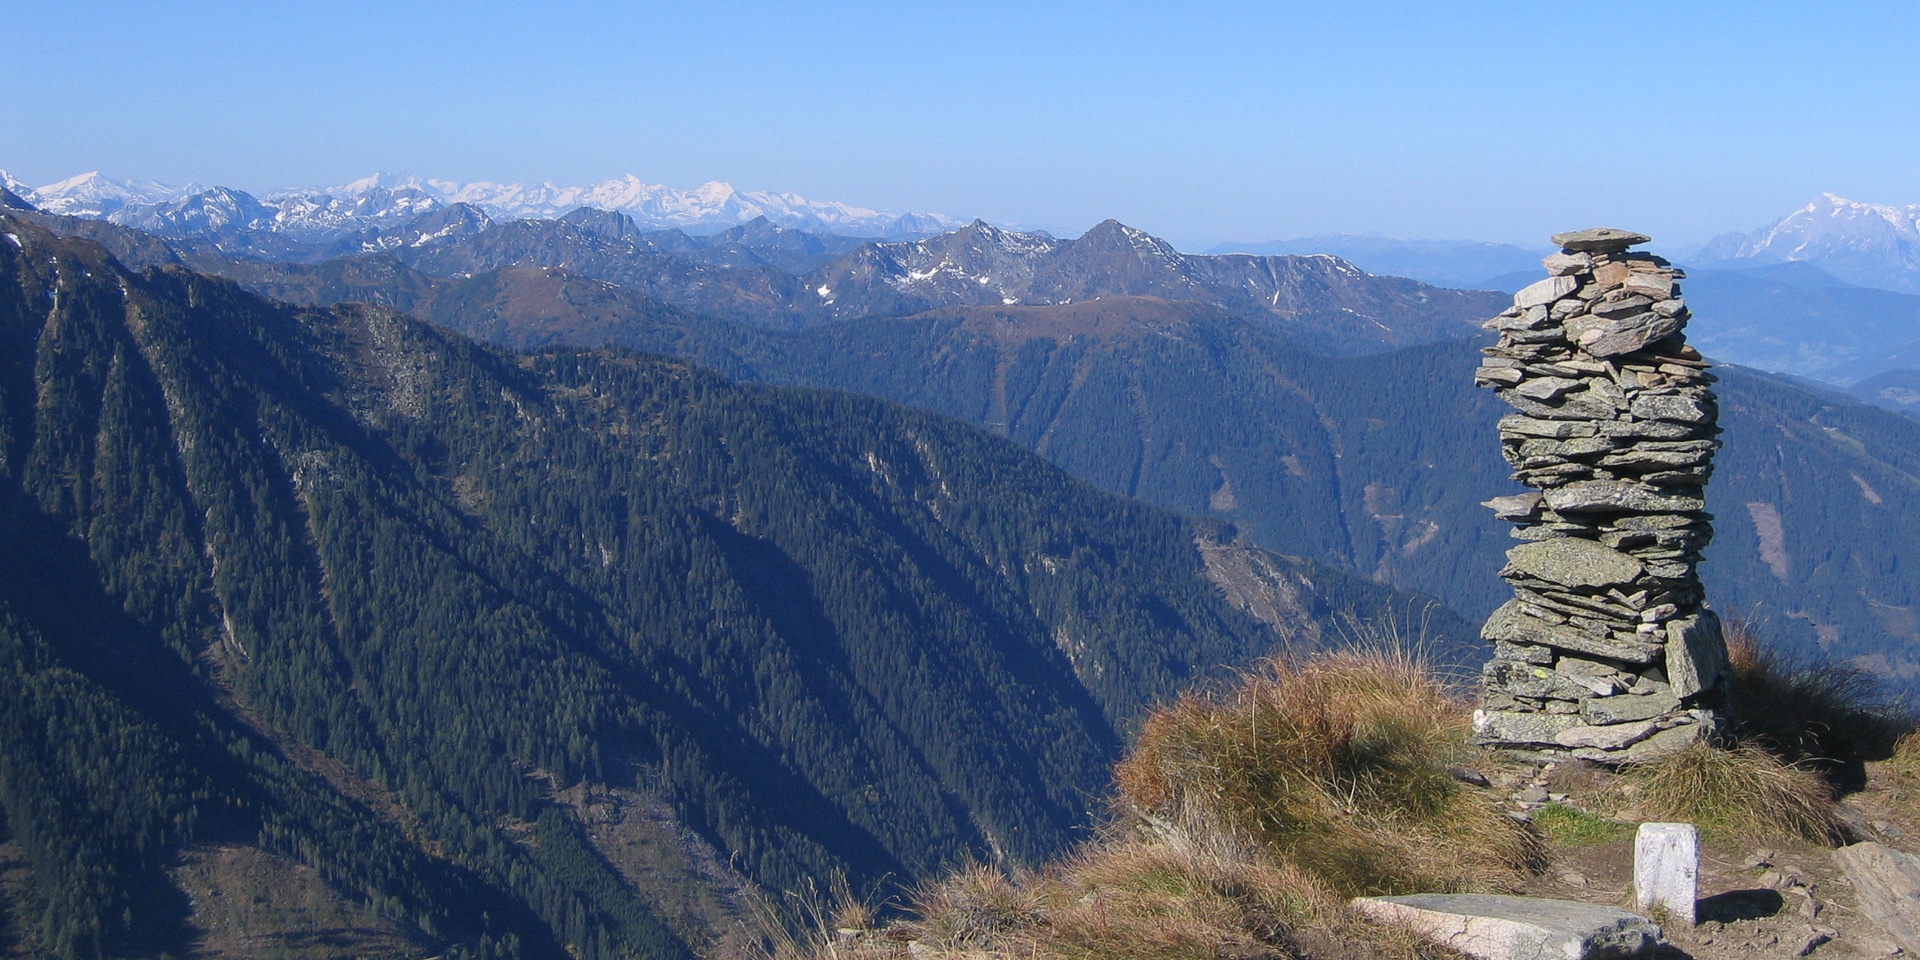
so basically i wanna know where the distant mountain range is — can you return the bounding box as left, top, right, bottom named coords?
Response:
left=1206, top=234, right=1550, bottom=290
left=0, top=169, right=966, bottom=239
left=17, top=169, right=1920, bottom=389
left=1698, top=193, right=1920, bottom=294
left=26, top=199, right=1506, bottom=348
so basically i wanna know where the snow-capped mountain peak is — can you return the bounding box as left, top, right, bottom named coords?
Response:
left=311, top=172, right=960, bottom=237
left=10, top=167, right=968, bottom=253
left=27, top=171, right=198, bottom=218
left=1698, top=193, right=1920, bottom=293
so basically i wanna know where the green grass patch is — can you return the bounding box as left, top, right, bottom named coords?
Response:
left=1531, top=803, right=1629, bottom=846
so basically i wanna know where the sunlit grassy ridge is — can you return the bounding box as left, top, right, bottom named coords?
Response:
left=772, top=624, right=1920, bottom=960
left=774, top=651, right=1528, bottom=960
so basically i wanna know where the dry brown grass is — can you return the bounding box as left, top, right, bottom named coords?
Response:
left=782, top=650, right=1518, bottom=960
left=1113, top=649, right=1536, bottom=897
left=777, top=625, right=1920, bottom=960
left=1628, top=742, right=1841, bottom=843
left=884, top=842, right=1455, bottom=960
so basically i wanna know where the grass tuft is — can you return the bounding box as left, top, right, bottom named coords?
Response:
left=1629, top=742, right=1840, bottom=843
left=1112, top=649, right=1537, bottom=896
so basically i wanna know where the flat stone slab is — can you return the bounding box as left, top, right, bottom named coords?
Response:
left=1504, top=538, right=1645, bottom=589
left=1835, top=841, right=1920, bottom=956
left=1551, top=227, right=1652, bottom=253
left=1352, top=893, right=1664, bottom=959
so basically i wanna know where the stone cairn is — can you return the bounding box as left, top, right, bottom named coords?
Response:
left=1470, top=227, right=1732, bottom=764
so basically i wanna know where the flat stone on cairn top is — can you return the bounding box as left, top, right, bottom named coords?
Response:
left=1550, top=227, right=1654, bottom=253
left=1470, top=227, right=1729, bottom=762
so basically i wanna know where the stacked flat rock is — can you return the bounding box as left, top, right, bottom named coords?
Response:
left=1470, top=227, right=1731, bottom=763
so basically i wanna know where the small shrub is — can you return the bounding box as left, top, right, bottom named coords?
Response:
left=1630, top=742, right=1840, bottom=843
left=1531, top=803, right=1630, bottom=847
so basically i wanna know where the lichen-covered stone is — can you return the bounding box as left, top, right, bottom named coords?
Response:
left=1543, top=481, right=1705, bottom=515
left=1504, top=539, right=1645, bottom=588
left=1581, top=691, right=1680, bottom=725
left=1351, top=893, right=1664, bottom=960
left=1482, top=600, right=1660, bottom=664
left=1554, top=719, right=1660, bottom=750
left=1472, top=709, right=1582, bottom=746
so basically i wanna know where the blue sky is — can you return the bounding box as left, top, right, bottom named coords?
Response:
left=6, top=1, right=1918, bottom=247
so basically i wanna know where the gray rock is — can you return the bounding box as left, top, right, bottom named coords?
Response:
left=1483, top=600, right=1660, bottom=663
left=1514, top=376, right=1586, bottom=400
left=1666, top=611, right=1731, bottom=699
left=1501, top=415, right=1598, bottom=439
left=1500, top=391, right=1621, bottom=421
left=1495, top=640, right=1554, bottom=665
left=1504, top=538, right=1645, bottom=588
left=1448, top=765, right=1492, bottom=787
left=1652, top=298, right=1686, bottom=318
left=1543, top=481, right=1705, bottom=515
left=1551, top=227, right=1654, bottom=253
left=1597, top=447, right=1711, bottom=470
left=1484, top=492, right=1544, bottom=519
left=1629, top=392, right=1714, bottom=424
left=1555, top=719, right=1661, bottom=750
left=1594, top=419, right=1707, bottom=440
left=1623, top=273, right=1675, bottom=299
left=1518, top=437, right=1613, bottom=459
left=1515, top=275, right=1579, bottom=309
left=1350, top=893, right=1664, bottom=960
left=1566, top=311, right=1686, bottom=358
left=1555, top=654, right=1626, bottom=681
left=1612, top=723, right=1706, bottom=763
left=1591, top=295, right=1655, bottom=319
left=1610, top=514, right=1700, bottom=531
left=1581, top=691, right=1679, bottom=725
left=1834, top=842, right=1920, bottom=957
left=1486, top=659, right=1598, bottom=701
left=1473, top=709, right=1583, bottom=745
left=1543, top=252, right=1593, bottom=276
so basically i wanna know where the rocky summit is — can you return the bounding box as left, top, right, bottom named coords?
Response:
left=1471, top=229, right=1730, bottom=763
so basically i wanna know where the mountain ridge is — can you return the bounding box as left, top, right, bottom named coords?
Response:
left=4, top=169, right=966, bottom=240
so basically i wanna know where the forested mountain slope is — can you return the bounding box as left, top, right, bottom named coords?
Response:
left=315, top=284, right=1920, bottom=684
left=732, top=305, right=1920, bottom=679
left=0, top=215, right=1457, bottom=959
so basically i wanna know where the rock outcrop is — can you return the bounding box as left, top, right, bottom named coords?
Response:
left=1472, top=228, right=1729, bottom=762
